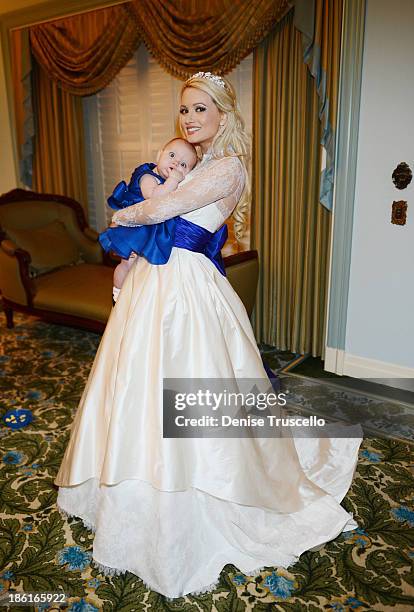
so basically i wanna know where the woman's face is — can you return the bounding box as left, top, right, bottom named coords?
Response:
left=179, top=87, right=224, bottom=153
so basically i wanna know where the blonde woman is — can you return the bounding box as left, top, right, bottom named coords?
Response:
left=55, top=73, right=362, bottom=599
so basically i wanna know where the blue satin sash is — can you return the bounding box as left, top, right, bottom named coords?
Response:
left=99, top=217, right=228, bottom=276
left=173, top=217, right=228, bottom=276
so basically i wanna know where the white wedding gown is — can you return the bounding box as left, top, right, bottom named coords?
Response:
left=55, top=154, right=363, bottom=599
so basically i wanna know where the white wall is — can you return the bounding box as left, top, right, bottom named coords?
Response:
left=345, top=0, right=414, bottom=374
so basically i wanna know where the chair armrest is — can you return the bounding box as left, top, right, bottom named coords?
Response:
left=0, top=240, right=36, bottom=306
left=80, top=227, right=115, bottom=266
left=72, top=228, right=103, bottom=265
left=1, top=239, right=18, bottom=256
left=83, top=227, right=99, bottom=241
left=224, top=250, right=259, bottom=317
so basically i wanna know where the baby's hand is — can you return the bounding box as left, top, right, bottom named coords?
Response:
left=167, top=167, right=185, bottom=182
left=109, top=221, right=118, bottom=228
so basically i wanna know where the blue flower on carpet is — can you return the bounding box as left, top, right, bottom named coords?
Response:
left=22, top=524, right=33, bottom=531
left=232, top=574, right=246, bottom=585
left=2, top=451, right=24, bottom=465
left=342, top=527, right=371, bottom=548
left=1, top=570, right=14, bottom=580
left=67, top=598, right=99, bottom=612
left=20, top=467, right=34, bottom=476
left=3, top=408, right=34, bottom=430
left=392, top=506, right=414, bottom=527
left=263, top=572, right=295, bottom=598
left=31, top=463, right=40, bottom=468
left=0, top=355, right=10, bottom=363
left=328, top=603, right=344, bottom=612
left=87, top=578, right=101, bottom=589
left=345, top=597, right=366, bottom=609
left=360, top=450, right=382, bottom=462
left=57, top=546, right=91, bottom=571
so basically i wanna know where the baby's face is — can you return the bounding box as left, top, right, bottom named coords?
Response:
left=157, top=140, right=197, bottom=179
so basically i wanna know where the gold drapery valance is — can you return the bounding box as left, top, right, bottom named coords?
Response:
left=125, top=0, right=292, bottom=79
left=29, top=0, right=293, bottom=94
left=29, top=6, right=141, bottom=95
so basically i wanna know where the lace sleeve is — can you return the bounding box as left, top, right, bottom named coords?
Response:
left=111, top=156, right=244, bottom=226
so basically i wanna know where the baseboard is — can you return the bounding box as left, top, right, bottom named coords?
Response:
left=325, top=347, right=414, bottom=381
left=324, top=347, right=345, bottom=375
left=343, top=353, right=414, bottom=380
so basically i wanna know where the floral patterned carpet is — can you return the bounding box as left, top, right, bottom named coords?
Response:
left=0, top=313, right=413, bottom=611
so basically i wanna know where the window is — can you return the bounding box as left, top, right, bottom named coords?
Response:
left=84, top=46, right=252, bottom=253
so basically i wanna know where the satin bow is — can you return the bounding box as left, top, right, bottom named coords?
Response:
left=107, top=163, right=160, bottom=211
left=107, top=181, right=140, bottom=211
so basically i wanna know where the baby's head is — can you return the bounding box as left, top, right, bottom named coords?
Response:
left=156, top=138, right=198, bottom=179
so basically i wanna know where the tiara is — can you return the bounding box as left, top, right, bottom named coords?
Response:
left=188, top=71, right=226, bottom=89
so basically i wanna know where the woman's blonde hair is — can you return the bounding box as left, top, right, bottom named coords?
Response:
left=179, top=74, right=250, bottom=241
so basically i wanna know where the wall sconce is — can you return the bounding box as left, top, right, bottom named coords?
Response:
left=391, top=200, right=407, bottom=225
left=392, top=162, right=412, bottom=190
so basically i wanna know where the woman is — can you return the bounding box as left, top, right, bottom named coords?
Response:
left=55, top=73, right=362, bottom=599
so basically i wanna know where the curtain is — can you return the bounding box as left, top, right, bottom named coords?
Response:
left=125, top=0, right=292, bottom=79
left=11, top=29, right=34, bottom=188
left=295, top=0, right=343, bottom=210
left=32, top=61, right=87, bottom=208
left=29, top=6, right=140, bottom=95
left=28, top=6, right=141, bottom=212
left=28, top=1, right=293, bottom=89
left=251, top=8, right=332, bottom=356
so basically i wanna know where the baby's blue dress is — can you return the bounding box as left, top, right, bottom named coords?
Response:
left=99, top=163, right=176, bottom=263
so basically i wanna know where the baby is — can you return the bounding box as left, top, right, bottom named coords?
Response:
left=99, top=138, right=198, bottom=302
